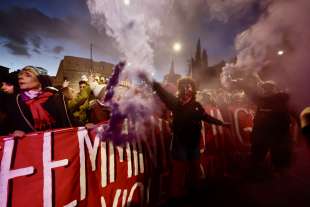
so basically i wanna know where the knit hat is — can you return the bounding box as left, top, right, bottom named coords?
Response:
left=19, top=66, right=40, bottom=77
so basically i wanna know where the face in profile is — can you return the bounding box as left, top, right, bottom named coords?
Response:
left=18, top=70, right=41, bottom=90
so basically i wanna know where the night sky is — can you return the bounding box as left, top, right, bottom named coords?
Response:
left=0, top=0, right=261, bottom=78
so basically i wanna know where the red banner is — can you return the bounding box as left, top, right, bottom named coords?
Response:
left=2, top=105, right=292, bottom=207
left=0, top=118, right=172, bottom=207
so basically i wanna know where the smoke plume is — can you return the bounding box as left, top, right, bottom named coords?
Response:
left=86, top=0, right=174, bottom=143
left=222, top=0, right=310, bottom=110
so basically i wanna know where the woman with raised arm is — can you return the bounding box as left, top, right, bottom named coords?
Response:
left=141, top=73, right=230, bottom=206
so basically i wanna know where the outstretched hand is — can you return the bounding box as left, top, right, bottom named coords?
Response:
left=62, top=80, right=70, bottom=88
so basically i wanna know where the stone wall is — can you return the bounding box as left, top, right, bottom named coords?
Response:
left=54, top=56, right=114, bottom=89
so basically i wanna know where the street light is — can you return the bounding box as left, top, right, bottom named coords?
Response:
left=124, top=0, right=130, bottom=6
left=277, top=50, right=284, bottom=56
left=173, top=42, right=182, bottom=53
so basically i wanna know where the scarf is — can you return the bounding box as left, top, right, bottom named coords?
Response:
left=24, top=91, right=55, bottom=130
left=21, top=90, right=42, bottom=101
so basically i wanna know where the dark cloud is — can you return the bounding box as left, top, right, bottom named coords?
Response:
left=0, top=6, right=118, bottom=59
left=0, top=6, right=72, bottom=56
left=4, top=41, right=30, bottom=56
left=52, top=46, right=64, bottom=54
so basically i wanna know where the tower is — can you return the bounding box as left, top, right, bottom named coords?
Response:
left=163, top=59, right=181, bottom=85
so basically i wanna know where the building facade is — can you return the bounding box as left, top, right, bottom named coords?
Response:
left=54, top=56, right=114, bottom=89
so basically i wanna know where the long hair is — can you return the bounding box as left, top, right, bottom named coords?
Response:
left=177, top=77, right=197, bottom=99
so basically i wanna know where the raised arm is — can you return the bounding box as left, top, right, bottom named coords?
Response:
left=139, top=72, right=178, bottom=111
left=152, top=81, right=178, bottom=111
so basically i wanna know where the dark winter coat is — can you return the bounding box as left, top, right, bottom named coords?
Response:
left=3, top=90, right=79, bottom=133
left=251, top=92, right=291, bottom=135
left=152, top=81, right=224, bottom=160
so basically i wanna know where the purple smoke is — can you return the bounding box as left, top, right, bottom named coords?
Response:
left=101, top=61, right=128, bottom=145
left=103, top=61, right=126, bottom=103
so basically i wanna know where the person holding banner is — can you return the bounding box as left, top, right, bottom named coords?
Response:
left=3, top=66, right=78, bottom=137
left=140, top=74, right=230, bottom=206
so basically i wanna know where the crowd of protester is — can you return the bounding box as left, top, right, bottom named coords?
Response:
left=1, top=65, right=308, bottom=139
left=1, top=64, right=310, bottom=207
left=0, top=66, right=111, bottom=136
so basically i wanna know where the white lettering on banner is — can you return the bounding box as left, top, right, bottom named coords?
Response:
left=0, top=139, right=35, bottom=207
left=132, top=141, right=139, bottom=176
left=122, top=190, right=128, bottom=207
left=101, top=141, right=107, bottom=187
left=101, top=196, right=107, bottom=207
left=137, top=139, right=144, bottom=174
left=117, top=146, right=124, bottom=162
left=77, top=128, right=101, bottom=199
left=126, top=142, right=132, bottom=178
left=77, top=129, right=87, bottom=200
left=43, top=132, right=69, bottom=207
left=85, top=133, right=100, bottom=171
left=127, top=182, right=144, bottom=207
left=134, top=122, right=144, bottom=174
left=234, top=108, right=253, bottom=146
left=63, top=200, right=77, bottom=207
left=109, top=142, right=115, bottom=183
left=112, top=190, right=122, bottom=207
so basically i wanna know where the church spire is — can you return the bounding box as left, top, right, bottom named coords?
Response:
left=195, top=38, right=201, bottom=64
left=202, top=48, right=208, bottom=68
left=169, top=58, right=175, bottom=74
left=187, top=58, right=193, bottom=77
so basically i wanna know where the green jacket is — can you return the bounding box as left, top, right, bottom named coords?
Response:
left=68, top=86, right=92, bottom=124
